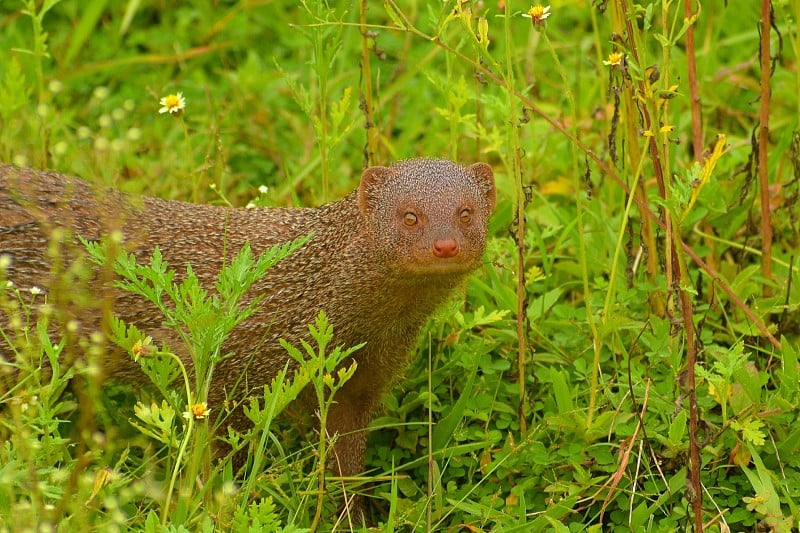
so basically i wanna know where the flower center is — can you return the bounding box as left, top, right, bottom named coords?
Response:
left=528, top=5, right=545, bottom=17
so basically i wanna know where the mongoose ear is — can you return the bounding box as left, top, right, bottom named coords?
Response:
left=358, top=165, right=394, bottom=215
left=468, top=162, right=496, bottom=212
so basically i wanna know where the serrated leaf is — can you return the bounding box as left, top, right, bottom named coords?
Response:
left=132, top=400, right=178, bottom=446
left=732, top=419, right=766, bottom=446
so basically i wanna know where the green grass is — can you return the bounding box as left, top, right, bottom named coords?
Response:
left=1, top=0, right=799, bottom=531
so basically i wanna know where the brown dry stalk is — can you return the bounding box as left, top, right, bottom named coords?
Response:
left=758, top=0, right=774, bottom=294
left=684, top=0, right=703, bottom=159
left=673, top=231, right=703, bottom=532
left=359, top=0, right=379, bottom=166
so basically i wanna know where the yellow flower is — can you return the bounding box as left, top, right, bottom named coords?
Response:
left=522, top=5, right=551, bottom=24
left=183, top=402, right=211, bottom=420
left=131, top=336, right=154, bottom=362
left=603, top=52, right=624, bottom=67
left=158, top=92, right=186, bottom=115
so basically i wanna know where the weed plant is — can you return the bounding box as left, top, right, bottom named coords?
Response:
left=1, top=0, right=799, bottom=531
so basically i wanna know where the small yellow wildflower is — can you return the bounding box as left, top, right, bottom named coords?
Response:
left=158, top=92, right=186, bottom=115
left=183, top=402, right=211, bottom=420
left=131, top=336, right=154, bottom=362
left=603, top=52, right=624, bottom=67
left=522, top=5, right=551, bottom=25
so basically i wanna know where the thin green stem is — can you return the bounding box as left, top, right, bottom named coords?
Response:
left=603, top=146, right=649, bottom=318
left=162, top=350, right=195, bottom=526
left=310, top=339, right=331, bottom=532
left=540, top=29, right=601, bottom=430
left=692, top=227, right=798, bottom=273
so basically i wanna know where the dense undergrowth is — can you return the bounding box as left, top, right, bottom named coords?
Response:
left=1, top=0, right=799, bottom=531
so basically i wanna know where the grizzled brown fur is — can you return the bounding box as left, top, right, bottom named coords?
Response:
left=0, top=159, right=495, bottom=502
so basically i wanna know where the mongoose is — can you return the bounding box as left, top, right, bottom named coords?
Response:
left=0, top=158, right=495, bottom=505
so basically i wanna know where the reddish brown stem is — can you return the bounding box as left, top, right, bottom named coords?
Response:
left=684, top=0, right=703, bottom=159
left=673, top=241, right=703, bottom=531
left=682, top=2, right=704, bottom=527
left=618, top=1, right=667, bottom=201
left=758, top=0, right=774, bottom=293
left=359, top=0, right=379, bottom=166
left=619, top=4, right=704, bottom=521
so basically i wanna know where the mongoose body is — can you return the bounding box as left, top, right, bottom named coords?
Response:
left=0, top=159, right=495, bottom=494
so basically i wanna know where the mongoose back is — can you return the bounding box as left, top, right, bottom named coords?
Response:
left=0, top=158, right=495, bottom=503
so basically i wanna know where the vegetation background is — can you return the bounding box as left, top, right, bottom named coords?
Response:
left=1, top=0, right=799, bottom=531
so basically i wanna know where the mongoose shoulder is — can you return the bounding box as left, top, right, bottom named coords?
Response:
left=0, top=158, right=495, bottom=495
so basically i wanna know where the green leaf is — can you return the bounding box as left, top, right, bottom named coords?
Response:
left=131, top=400, right=178, bottom=446
left=551, top=369, right=574, bottom=414
left=432, top=369, right=475, bottom=450
left=668, top=409, right=687, bottom=447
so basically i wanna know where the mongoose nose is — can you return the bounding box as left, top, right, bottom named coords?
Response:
left=432, top=239, right=459, bottom=258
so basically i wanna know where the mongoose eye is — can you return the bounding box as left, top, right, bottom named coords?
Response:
left=403, top=212, right=418, bottom=226
left=459, top=208, right=472, bottom=224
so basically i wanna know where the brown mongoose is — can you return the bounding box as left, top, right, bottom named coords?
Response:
left=0, top=158, right=495, bottom=504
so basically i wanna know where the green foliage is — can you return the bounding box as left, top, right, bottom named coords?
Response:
left=0, top=232, right=360, bottom=530
left=84, top=234, right=310, bottom=397
left=1, top=0, right=799, bottom=531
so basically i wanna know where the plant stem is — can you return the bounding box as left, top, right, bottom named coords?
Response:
left=503, top=4, right=528, bottom=436
left=684, top=0, right=703, bottom=159
left=163, top=351, right=195, bottom=526
left=604, top=147, right=649, bottom=318
left=359, top=0, right=379, bottom=166
left=539, top=28, right=601, bottom=432
left=610, top=0, right=665, bottom=317
left=310, top=341, right=330, bottom=532
left=758, top=0, right=774, bottom=295
left=427, top=334, right=433, bottom=530
left=673, top=227, right=703, bottom=532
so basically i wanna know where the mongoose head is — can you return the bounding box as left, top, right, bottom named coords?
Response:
left=357, top=158, right=495, bottom=276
